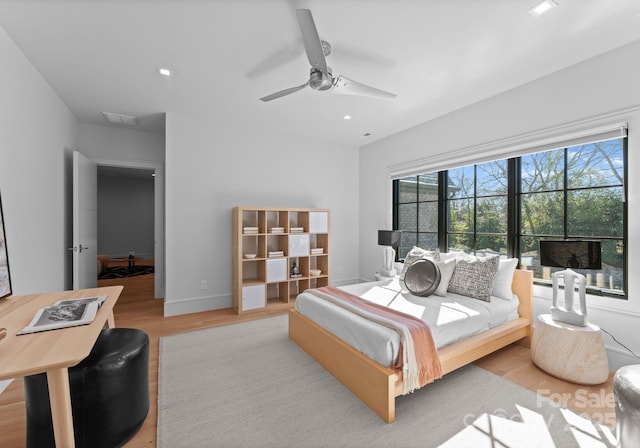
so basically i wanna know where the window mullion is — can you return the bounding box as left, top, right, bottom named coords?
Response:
left=508, top=158, right=519, bottom=260
left=563, top=148, right=569, bottom=239
left=439, top=171, right=447, bottom=252
left=392, top=179, right=399, bottom=230
left=473, top=165, right=477, bottom=253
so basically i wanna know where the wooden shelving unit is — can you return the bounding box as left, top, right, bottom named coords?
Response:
left=232, top=206, right=330, bottom=314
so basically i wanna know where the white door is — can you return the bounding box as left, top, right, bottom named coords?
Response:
left=72, top=151, right=98, bottom=289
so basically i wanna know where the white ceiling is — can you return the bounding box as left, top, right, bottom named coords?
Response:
left=1, top=0, right=639, bottom=147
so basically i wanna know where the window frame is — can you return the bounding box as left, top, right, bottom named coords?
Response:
left=392, top=135, right=628, bottom=299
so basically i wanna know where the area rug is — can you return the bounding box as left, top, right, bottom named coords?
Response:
left=97, top=265, right=153, bottom=279
left=157, top=315, right=617, bottom=448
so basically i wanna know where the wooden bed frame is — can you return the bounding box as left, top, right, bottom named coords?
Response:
left=288, top=269, right=533, bottom=423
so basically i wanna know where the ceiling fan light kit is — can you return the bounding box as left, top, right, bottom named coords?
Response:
left=309, top=68, right=333, bottom=91
left=259, top=9, right=396, bottom=102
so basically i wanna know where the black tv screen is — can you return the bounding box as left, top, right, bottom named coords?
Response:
left=539, top=240, right=602, bottom=270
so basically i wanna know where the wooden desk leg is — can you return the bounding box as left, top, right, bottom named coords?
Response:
left=46, top=368, right=75, bottom=448
left=106, top=309, right=115, bottom=328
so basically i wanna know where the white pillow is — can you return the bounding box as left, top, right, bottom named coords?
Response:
left=492, top=258, right=519, bottom=300
left=439, top=251, right=464, bottom=262
left=434, top=258, right=457, bottom=296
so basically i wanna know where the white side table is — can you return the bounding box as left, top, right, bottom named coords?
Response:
left=531, top=314, right=609, bottom=385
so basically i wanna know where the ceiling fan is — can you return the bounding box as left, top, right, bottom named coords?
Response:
left=259, top=9, right=396, bottom=102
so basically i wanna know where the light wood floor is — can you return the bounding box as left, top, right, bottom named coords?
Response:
left=0, top=271, right=616, bottom=447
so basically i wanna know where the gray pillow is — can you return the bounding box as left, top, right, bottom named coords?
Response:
left=447, top=256, right=500, bottom=302
left=403, top=258, right=441, bottom=297
left=399, top=246, right=440, bottom=281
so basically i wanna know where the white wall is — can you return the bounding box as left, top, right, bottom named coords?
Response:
left=0, top=26, right=78, bottom=294
left=164, top=113, right=360, bottom=315
left=78, top=122, right=165, bottom=164
left=359, top=39, right=640, bottom=369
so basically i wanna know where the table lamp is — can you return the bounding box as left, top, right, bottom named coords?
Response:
left=378, top=230, right=401, bottom=277
left=539, top=239, right=601, bottom=326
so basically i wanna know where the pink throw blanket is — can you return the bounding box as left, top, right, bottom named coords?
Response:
left=308, top=286, right=442, bottom=393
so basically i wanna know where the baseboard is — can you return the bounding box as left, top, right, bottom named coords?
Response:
left=163, top=277, right=369, bottom=316
left=163, top=294, right=231, bottom=317
left=605, top=344, right=640, bottom=371
left=333, top=277, right=363, bottom=286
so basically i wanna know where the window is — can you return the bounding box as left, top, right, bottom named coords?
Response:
left=447, top=161, right=509, bottom=256
left=519, top=138, right=625, bottom=294
left=392, top=133, right=627, bottom=298
left=394, top=174, right=438, bottom=259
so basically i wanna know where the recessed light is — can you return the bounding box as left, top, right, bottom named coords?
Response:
left=528, top=0, right=558, bottom=17
left=363, top=133, right=372, bottom=137
left=158, top=67, right=172, bottom=77
left=343, top=115, right=352, bottom=120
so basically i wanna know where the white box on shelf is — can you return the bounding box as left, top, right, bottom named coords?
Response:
left=266, top=258, right=287, bottom=282
left=308, top=211, right=328, bottom=233
left=242, top=285, right=265, bottom=310
left=288, top=234, right=310, bottom=257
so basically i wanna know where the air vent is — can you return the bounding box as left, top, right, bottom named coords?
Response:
left=101, top=112, right=138, bottom=126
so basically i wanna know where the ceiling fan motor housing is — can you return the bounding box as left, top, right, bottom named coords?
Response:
left=309, top=68, right=333, bottom=91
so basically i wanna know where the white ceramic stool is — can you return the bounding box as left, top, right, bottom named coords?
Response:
left=531, top=314, right=609, bottom=385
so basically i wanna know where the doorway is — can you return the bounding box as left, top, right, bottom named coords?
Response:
left=94, top=160, right=164, bottom=300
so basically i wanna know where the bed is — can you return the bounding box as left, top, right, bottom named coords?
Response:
left=288, top=268, right=533, bottom=423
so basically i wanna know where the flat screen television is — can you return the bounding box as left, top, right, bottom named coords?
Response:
left=539, top=240, right=602, bottom=270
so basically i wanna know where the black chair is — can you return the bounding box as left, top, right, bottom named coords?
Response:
left=24, top=328, right=150, bottom=448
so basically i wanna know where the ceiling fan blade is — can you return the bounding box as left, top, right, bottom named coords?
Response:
left=259, top=82, right=308, bottom=102
left=296, top=9, right=329, bottom=76
left=332, top=75, right=397, bottom=100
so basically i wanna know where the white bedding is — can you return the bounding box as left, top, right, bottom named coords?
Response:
left=294, top=277, right=519, bottom=368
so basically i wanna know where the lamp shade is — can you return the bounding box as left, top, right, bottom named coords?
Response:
left=378, top=230, right=401, bottom=247
left=539, top=240, right=602, bottom=270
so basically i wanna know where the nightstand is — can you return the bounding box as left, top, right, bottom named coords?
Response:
left=531, top=314, right=609, bottom=385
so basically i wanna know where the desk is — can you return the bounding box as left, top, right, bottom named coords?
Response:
left=531, top=313, right=609, bottom=385
left=0, top=285, right=123, bottom=447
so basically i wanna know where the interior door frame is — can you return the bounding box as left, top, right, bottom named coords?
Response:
left=94, top=158, right=165, bottom=299
left=73, top=151, right=98, bottom=290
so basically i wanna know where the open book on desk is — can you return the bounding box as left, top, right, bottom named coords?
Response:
left=17, top=295, right=107, bottom=335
